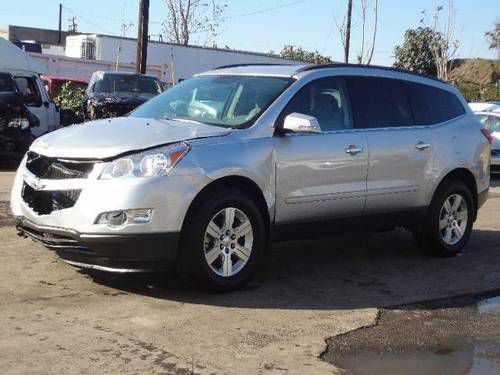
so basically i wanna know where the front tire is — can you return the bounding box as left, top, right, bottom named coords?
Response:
left=177, top=188, right=266, bottom=292
left=413, top=180, right=475, bottom=257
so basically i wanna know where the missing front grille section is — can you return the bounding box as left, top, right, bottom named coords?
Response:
left=22, top=183, right=81, bottom=215
left=26, top=152, right=95, bottom=179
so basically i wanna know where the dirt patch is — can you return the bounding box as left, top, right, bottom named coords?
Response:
left=0, top=201, right=14, bottom=227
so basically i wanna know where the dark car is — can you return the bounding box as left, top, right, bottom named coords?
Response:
left=0, top=72, right=39, bottom=160
left=82, top=71, right=163, bottom=120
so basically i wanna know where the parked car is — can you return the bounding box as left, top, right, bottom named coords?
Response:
left=474, top=109, right=500, bottom=173
left=12, top=64, right=490, bottom=291
left=82, top=71, right=162, bottom=120
left=0, top=38, right=60, bottom=138
left=469, top=102, right=500, bottom=113
left=41, top=75, right=87, bottom=99
left=0, top=72, right=39, bottom=160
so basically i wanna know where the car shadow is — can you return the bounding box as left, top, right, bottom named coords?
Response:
left=86, top=227, right=500, bottom=310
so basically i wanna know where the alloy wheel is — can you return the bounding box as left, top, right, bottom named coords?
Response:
left=203, top=207, right=254, bottom=277
left=439, top=193, right=468, bottom=246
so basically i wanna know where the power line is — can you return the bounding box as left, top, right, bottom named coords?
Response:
left=63, top=5, right=118, bottom=35
left=61, top=5, right=162, bottom=25
left=225, top=0, right=305, bottom=19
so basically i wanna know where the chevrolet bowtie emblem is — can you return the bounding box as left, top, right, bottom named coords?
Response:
left=32, top=178, right=46, bottom=190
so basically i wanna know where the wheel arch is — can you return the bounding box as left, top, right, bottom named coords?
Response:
left=431, top=167, right=478, bottom=220
left=180, top=175, right=271, bottom=248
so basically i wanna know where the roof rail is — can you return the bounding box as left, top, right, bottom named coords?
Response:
left=214, top=63, right=294, bottom=70
left=295, top=63, right=445, bottom=83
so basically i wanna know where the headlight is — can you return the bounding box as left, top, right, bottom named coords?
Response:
left=8, top=118, right=30, bottom=130
left=100, top=142, right=190, bottom=179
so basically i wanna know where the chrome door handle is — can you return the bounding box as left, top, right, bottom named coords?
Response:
left=415, top=142, right=431, bottom=151
left=345, top=145, right=363, bottom=155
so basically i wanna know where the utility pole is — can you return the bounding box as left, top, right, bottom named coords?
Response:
left=58, top=3, right=62, bottom=44
left=136, top=0, right=149, bottom=74
left=68, top=17, right=78, bottom=32
left=344, top=0, right=353, bottom=63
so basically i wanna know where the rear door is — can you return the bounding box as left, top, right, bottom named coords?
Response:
left=345, top=76, right=434, bottom=213
left=274, top=76, right=368, bottom=223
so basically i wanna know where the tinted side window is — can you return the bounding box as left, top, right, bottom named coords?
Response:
left=281, top=77, right=352, bottom=131
left=345, top=76, right=413, bottom=129
left=404, top=82, right=465, bottom=125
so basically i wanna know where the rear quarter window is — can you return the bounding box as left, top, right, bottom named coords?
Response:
left=404, top=81, right=465, bottom=125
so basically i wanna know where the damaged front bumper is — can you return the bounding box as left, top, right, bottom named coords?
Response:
left=10, top=152, right=211, bottom=273
left=15, top=217, right=179, bottom=272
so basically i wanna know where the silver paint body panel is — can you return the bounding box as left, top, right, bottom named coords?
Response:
left=11, top=65, right=490, bottom=238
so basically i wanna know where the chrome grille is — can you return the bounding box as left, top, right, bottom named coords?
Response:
left=26, top=152, right=94, bottom=180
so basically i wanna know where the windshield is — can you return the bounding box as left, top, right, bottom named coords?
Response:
left=130, top=75, right=292, bottom=128
left=478, top=114, right=500, bottom=132
left=93, top=74, right=161, bottom=96
left=0, top=74, right=15, bottom=93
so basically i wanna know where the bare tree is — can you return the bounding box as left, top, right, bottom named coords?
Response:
left=163, top=0, right=226, bottom=46
left=356, top=0, right=379, bottom=64
left=422, top=1, right=459, bottom=81
left=485, top=21, right=500, bottom=58
left=335, top=0, right=378, bottom=65
left=334, top=0, right=353, bottom=63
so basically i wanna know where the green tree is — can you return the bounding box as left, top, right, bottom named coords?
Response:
left=279, top=45, right=333, bottom=65
left=54, top=82, right=86, bottom=118
left=393, top=27, right=442, bottom=76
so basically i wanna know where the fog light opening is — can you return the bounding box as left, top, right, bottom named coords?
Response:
left=95, top=209, right=152, bottom=227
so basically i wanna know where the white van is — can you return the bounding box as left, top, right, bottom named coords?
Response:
left=0, top=37, right=60, bottom=137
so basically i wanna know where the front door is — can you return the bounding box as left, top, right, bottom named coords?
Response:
left=274, top=77, right=368, bottom=223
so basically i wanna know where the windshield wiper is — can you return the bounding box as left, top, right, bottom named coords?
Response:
left=161, top=117, right=237, bottom=129
left=169, top=117, right=205, bottom=124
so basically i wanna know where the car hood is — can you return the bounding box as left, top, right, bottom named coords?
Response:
left=30, top=117, right=232, bottom=159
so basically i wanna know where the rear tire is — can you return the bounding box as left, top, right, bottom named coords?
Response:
left=413, top=180, right=474, bottom=257
left=177, top=188, right=266, bottom=292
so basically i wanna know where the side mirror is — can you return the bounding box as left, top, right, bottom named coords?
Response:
left=282, top=112, right=321, bottom=134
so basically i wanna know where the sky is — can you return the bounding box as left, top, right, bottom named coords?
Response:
left=0, top=0, right=498, bottom=66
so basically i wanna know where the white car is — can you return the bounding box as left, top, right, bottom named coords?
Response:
left=474, top=108, right=500, bottom=173
left=469, top=102, right=500, bottom=113
left=11, top=64, right=491, bottom=291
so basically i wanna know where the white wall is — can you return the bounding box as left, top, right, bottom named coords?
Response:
left=29, top=53, right=167, bottom=82
left=66, top=35, right=299, bottom=83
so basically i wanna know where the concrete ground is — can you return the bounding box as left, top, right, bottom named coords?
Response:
left=1, top=170, right=500, bottom=374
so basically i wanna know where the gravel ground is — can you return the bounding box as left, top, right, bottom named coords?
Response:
left=1, top=171, right=500, bottom=374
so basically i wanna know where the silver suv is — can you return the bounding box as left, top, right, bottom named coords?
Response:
left=11, top=64, right=491, bottom=291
